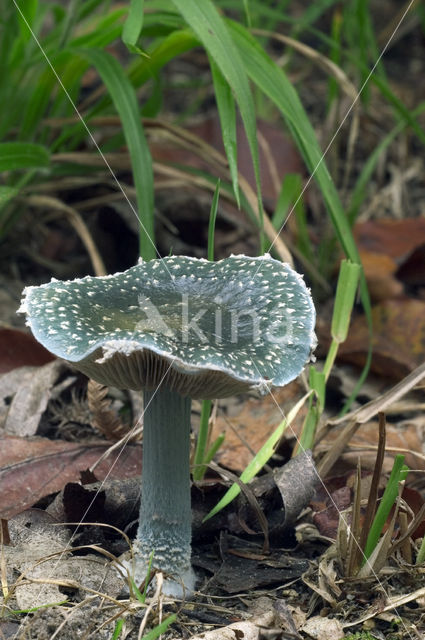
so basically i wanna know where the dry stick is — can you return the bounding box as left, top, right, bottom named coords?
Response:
left=317, top=419, right=360, bottom=479
left=377, top=0, right=421, bottom=47
left=346, top=459, right=362, bottom=576
left=22, top=194, right=107, bottom=276
left=257, top=128, right=281, bottom=198
left=330, top=361, right=425, bottom=427
left=52, top=151, right=294, bottom=265
left=398, top=511, right=412, bottom=564
left=317, top=362, right=425, bottom=478
left=47, top=115, right=225, bottom=171
left=50, top=114, right=294, bottom=263
left=390, top=502, right=425, bottom=557
left=28, top=175, right=108, bottom=192
left=144, top=116, right=228, bottom=168
left=252, top=30, right=359, bottom=102
left=252, top=29, right=361, bottom=200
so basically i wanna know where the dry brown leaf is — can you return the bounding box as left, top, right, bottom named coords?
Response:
left=338, top=299, right=425, bottom=378
left=0, top=360, right=66, bottom=436
left=211, top=382, right=306, bottom=473
left=0, top=435, right=141, bottom=519
left=354, top=218, right=425, bottom=259
left=274, top=451, right=319, bottom=529
left=358, top=250, right=403, bottom=301
left=0, top=328, right=55, bottom=374
left=353, top=218, right=425, bottom=300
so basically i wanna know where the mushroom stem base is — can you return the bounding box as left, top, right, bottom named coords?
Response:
left=135, top=387, right=194, bottom=594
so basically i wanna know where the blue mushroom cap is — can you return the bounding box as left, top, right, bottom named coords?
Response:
left=19, top=254, right=316, bottom=399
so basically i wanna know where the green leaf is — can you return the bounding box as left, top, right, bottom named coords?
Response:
left=363, top=455, right=409, bottom=562
left=170, top=0, right=262, bottom=222
left=209, top=59, right=240, bottom=207
left=141, top=614, right=177, bottom=640
left=227, top=19, right=373, bottom=407
left=0, top=142, right=50, bottom=172
left=128, top=28, right=198, bottom=88
left=309, top=367, right=326, bottom=411
left=207, top=178, right=220, bottom=261
left=122, top=0, right=145, bottom=52
left=331, top=259, right=362, bottom=343
left=0, top=186, right=19, bottom=207
left=111, top=618, right=124, bottom=640
left=226, top=20, right=359, bottom=262
left=77, top=48, right=155, bottom=260
left=16, top=0, right=38, bottom=43
left=70, top=10, right=126, bottom=48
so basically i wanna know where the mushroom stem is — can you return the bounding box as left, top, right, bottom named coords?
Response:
left=135, top=386, right=195, bottom=595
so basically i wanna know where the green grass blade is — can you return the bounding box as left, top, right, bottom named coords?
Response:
left=78, top=0, right=107, bottom=20
left=111, top=618, right=124, bottom=640
left=70, top=10, right=126, bottom=48
left=0, top=142, right=50, bottom=171
left=207, top=178, right=220, bottom=261
left=193, top=181, right=221, bottom=482
left=416, top=533, right=425, bottom=565
left=77, top=48, right=155, bottom=260
left=330, top=260, right=362, bottom=344
left=204, top=391, right=311, bottom=521
left=170, top=0, right=262, bottom=230
left=209, top=59, right=240, bottom=207
left=227, top=19, right=373, bottom=408
left=122, top=0, right=145, bottom=52
left=0, top=186, right=19, bottom=207
left=363, top=455, right=409, bottom=562
left=193, top=400, right=212, bottom=483
left=16, top=0, right=38, bottom=44
left=204, top=432, right=225, bottom=466
left=291, top=0, right=340, bottom=36
left=327, top=6, right=342, bottom=107
left=89, top=29, right=197, bottom=118
left=141, top=614, right=177, bottom=640
left=226, top=20, right=359, bottom=262
left=20, top=65, right=58, bottom=140
left=372, top=74, right=425, bottom=146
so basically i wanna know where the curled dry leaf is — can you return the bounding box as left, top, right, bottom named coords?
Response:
left=273, top=450, right=319, bottom=529
left=46, top=478, right=140, bottom=530
left=87, top=379, right=133, bottom=441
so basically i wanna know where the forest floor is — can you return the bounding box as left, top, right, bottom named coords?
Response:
left=1, top=1, right=425, bottom=638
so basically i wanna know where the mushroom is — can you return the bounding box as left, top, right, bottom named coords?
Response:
left=19, top=254, right=316, bottom=597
